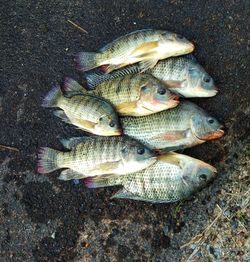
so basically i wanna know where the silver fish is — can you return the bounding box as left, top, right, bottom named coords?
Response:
left=121, top=101, right=224, bottom=151
left=86, top=56, right=217, bottom=98
left=76, top=29, right=194, bottom=73
left=84, top=152, right=217, bottom=203
left=37, top=136, right=157, bottom=180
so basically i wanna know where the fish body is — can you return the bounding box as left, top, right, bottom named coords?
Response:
left=37, top=136, right=157, bottom=180
left=121, top=101, right=224, bottom=151
left=86, top=56, right=217, bottom=98
left=85, top=152, right=217, bottom=203
left=63, top=75, right=179, bottom=117
left=76, top=29, right=194, bottom=73
left=42, top=85, right=121, bottom=136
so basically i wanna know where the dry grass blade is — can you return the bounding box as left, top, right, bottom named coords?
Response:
left=0, top=144, right=19, bottom=152
left=67, top=19, right=88, bottom=34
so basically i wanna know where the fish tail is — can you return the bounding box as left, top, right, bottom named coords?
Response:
left=84, top=175, right=122, bottom=188
left=37, top=147, right=60, bottom=174
left=75, top=52, right=101, bottom=72
left=42, top=85, right=62, bottom=108
left=62, top=77, right=87, bottom=94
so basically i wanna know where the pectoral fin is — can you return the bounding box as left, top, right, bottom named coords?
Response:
left=74, top=118, right=97, bottom=130
left=153, top=130, right=188, bottom=141
left=158, top=152, right=181, bottom=166
left=116, top=101, right=138, bottom=115
left=130, top=41, right=159, bottom=57
left=89, top=161, right=121, bottom=175
left=164, top=80, right=183, bottom=88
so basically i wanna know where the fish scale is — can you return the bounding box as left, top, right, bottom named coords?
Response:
left=84, top=153, right=217, bottom=203
left=121, top=100, right=223, bottom=150
left=100, top=29, right=165, bottom=59
left=121, top=103, right=193, bottom=149
left=91, top=74, right=140, bottom=105
left=86, top=56, right=217, bottom=98
left=76, top=29, right=194, bottom=73
left=38, top=136, right=156, bottom=180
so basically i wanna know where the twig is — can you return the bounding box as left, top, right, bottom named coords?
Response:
left=0, top=144, right=19, bottom=152
left=67, top=19, right=88, bottom=34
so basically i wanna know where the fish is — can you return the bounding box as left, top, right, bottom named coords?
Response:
left=42, top=85, right=121, bottom=136
left=62, top=75, right=179, bottom=117
left=75, top=29, right=194, bottom=73
left=86, top=55, right=218, bottom=98
left=120, top=101, right=224, bottom=151
left=37, top=136, right=157, bottom=180
left=84, top=152, right=217, bottom=203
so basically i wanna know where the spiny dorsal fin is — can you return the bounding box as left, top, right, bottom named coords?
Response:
left=60, top=137, right=90, bottom=149
left=62, top=77, right=86, bottom=95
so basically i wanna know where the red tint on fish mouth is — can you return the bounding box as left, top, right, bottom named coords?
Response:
left=171, top=94, right=179, bottom=101
left=199, top=129, right=224, bottom=141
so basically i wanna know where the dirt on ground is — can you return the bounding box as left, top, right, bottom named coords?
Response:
left=0, top=0, right=249, bottom=261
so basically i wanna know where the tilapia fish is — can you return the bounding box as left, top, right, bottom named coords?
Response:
left=86, top=56, right=217, bottom=98
left=42, top=85, right=121, bottom=136
left=121, top=101, right=224, bottom=151
left=37, top=136, right=157, bottom=180
left=84, top=152, right=217, bottom=203
left=63, top=75, right=179, bottom=117
left=76, top=29, right=194, bottom=73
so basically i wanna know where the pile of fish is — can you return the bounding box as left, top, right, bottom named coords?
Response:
left=38, top=29, right=224, bottom=203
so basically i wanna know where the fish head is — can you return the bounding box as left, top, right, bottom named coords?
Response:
left=182, top=64, right=218, bottom=97
left=138, top=76, right=179, bottom=112
left=183, top=158, right=217, bottom=190
left=190, top=113, right=224, bottom=141
left=120, top=140, right=157, bottom=173
left=96, top=114, right=122, bottom=136
left=159, top=32, right=194, bottom=56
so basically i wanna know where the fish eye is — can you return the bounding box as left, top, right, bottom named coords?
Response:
left=141, top=85, right=147, bottom=91
left=207, top=118, right=215, bottom=124
left=109, top=121, right=115, bottom=127
left=203, top=76, right=211, bottom=83
left=157, top=87, right=166, bottom=95
left=137, top=148, right=145, bottom=155
left=199, top=174, right=207, bottom=181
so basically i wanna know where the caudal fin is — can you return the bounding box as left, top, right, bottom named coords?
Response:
left=42, top=85, right=62, bottom=108
left=75, top=52, right=100, bottom=72
left=37, top=147, right=59, bottom=174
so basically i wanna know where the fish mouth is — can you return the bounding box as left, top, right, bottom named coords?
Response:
left=198, top=129, right=225, bottom=141
left=168, top=94, right=180, bottom=108
left=105, top=128, right=123, bottom=136
left=187, top=42, right=195, bottom=52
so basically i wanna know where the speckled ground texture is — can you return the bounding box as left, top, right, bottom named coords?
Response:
left=0, top=0, right=249, bottom=261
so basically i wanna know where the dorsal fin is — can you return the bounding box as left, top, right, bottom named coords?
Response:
left=62, top=78, right=86, bottom=95
left=60, top=137, right=90, bottom=149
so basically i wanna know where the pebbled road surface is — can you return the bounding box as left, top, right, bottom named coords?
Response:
left=0, top=0, right=249, bottom=261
